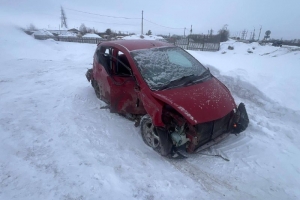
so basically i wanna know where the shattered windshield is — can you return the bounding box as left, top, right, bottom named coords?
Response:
left=131, top=47, right=209, bottom=90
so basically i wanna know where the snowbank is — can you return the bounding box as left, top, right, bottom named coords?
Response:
left=33, top=29, right=54, bottom=36
left=189, top=41, right=300, bottom=111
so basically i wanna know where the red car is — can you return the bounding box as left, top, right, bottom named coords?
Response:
left=86, top=40, right=249, bottom=158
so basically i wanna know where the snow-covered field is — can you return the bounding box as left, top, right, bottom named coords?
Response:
left=1, top=25, right=300, bottom=200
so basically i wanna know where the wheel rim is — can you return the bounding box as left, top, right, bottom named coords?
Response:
left=142, top=120, right=160, bottom=148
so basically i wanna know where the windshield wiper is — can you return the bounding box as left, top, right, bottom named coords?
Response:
left=157, top=74, right=196, bottom=90
left=184, top=69, right=211, bottom=86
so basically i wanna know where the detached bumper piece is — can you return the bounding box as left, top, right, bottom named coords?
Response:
left=85, top=68, right=93, bottom=82
left=231, top=103, right=249, bottom=134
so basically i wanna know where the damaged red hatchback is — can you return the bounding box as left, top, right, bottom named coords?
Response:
left=86, top=40, right=249, bottom=158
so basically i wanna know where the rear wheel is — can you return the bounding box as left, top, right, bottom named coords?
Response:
left=92, top=80, right=100, bottom=99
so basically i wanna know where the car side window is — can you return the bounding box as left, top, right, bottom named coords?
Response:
left=115, top=51, right=131, bottom=76
left=97, top=46, right=113, bottom=74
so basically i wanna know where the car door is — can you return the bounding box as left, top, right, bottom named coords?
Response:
left=108, top=48, right=146, bottom=115
left=93, top=46, right=113, bottom=104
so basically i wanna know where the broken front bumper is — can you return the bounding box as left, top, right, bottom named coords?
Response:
left=85, top=68, right=93, bottom=82
left=231, top=103, right=249, bottom=134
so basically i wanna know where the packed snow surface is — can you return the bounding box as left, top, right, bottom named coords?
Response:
left=1, top=24, right=300, bottom=200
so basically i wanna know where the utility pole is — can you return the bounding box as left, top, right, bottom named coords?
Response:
left=141, top=10, right=143, bottom=35
left=190, top=25, right=192, bottom=35
left=184, top=27, right=186, bottom=37
left=258, top=25, right=262, bottom=41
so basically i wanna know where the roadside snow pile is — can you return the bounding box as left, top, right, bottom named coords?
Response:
left=33, top=29, right=54, bottom=36
left=189, top=41, right=300, bottom=111
left=122, top=34, right=164, bottom=40
left=82, top=33, right=102, bottom=38
left=1, top=25, right=300, bottom=200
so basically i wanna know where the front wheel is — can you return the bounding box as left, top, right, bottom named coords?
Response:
left=140, top=115, right=161, bottom=153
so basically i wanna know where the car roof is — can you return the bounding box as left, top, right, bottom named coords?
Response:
left=99, top=39, right=174, bottom=51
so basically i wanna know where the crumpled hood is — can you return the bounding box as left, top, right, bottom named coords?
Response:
left=151, top=77, right=236, bottom=125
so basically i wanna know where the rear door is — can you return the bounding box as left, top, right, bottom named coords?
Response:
left=93, top=46, right=113, bottom=104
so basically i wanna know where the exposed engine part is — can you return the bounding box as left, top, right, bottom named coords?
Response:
left=170, top=125, right=190, bottom=147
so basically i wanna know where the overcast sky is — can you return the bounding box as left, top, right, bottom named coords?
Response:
left=0, top=0, right=299, bottom=40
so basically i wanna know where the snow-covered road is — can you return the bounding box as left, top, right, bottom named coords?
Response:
left=1, top=25, right=300, bottom=200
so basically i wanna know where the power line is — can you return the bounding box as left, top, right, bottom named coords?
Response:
left=71, top=17, right=139, bottom=26
left=65, top=7, right=141, bottom=19
left=143, top=18, right=184, bottom=30
left=14, top=8, right=139, bottom=27
left=65, top=7, right=184, bottom=30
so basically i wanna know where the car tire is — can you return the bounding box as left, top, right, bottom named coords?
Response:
left=92, top=80, right=101, bottom=99
left=140, top=115, right=162, bottom=154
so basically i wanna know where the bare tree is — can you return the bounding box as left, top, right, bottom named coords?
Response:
left=146, top=30, right=152, bottom=35
left=218, top=25, right=230, bottom=42
left=27, top=23, right=37, bottom=31
left=79, top=24, right=87, bottom=34
left=105, top=28, right=112, bottom=35
left=209, top=29, right=213, bottom=37
left=264, top=30, right=271, bottom=40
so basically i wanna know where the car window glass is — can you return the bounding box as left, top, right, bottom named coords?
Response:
left=97, top=47, right=112, bottom=74
left=131, top=47, right=207, bottom=90
left=116, top=51, right=131, bottom=76
left=167, top=51, right=193, bottom=68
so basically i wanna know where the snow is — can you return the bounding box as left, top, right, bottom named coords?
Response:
left=188, top=40, right=300, bottom=111
left=33, top=29, right=54, bottom=36
left=122, top=34, right=164, bottom=40
left=82, top=33, right=102, bottom=38
left=1, top=24, right=300, bottom=200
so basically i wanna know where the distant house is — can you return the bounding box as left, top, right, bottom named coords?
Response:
left=47, top=29, right=78, bottom=37
left=68, top=28, right=79, bottom=34
left=82, top=33, right=102, bottom=38
left=102, top=34, right=110, bottom=39
left=48, top=30, right=69, bottom=36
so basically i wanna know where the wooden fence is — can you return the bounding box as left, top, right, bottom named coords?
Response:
left=34, top=35, right=105, bottom=44
left=174, top=37, right=220, bottom=51
left=34, top=34, right=221, bottom=51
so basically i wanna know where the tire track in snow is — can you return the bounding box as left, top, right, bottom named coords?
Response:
left=168, top=159, right=256, bottom=199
